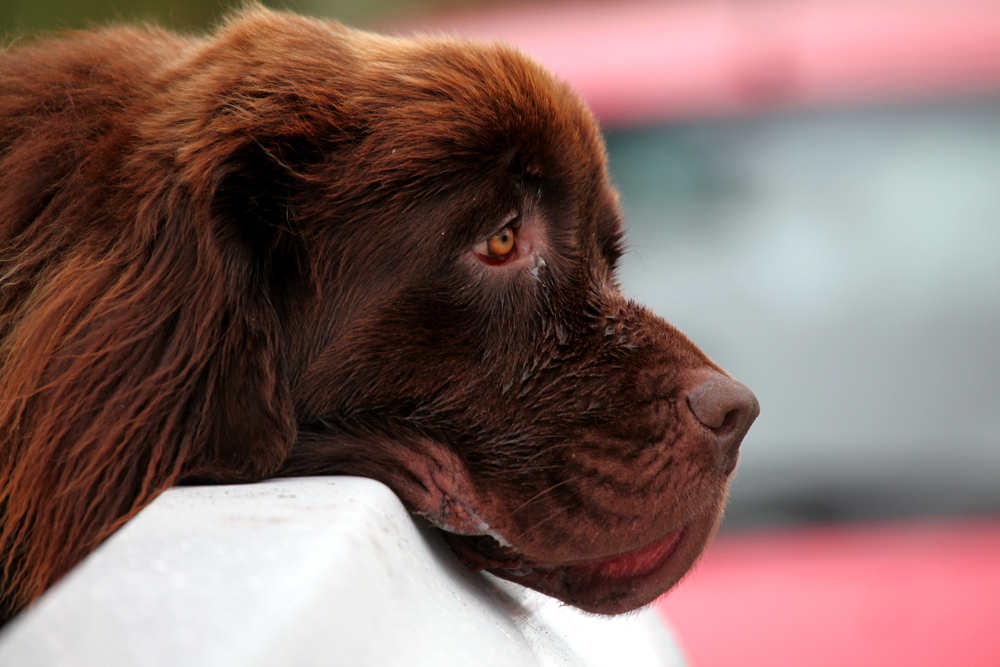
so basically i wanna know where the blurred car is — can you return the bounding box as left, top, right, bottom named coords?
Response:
left=396, top=1, right=1000, bottom=665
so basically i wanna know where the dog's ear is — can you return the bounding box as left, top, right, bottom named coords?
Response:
left=183, top=128, right=326, bottom=479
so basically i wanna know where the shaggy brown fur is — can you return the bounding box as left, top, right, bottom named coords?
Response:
left=0, top=6, right=757, bottom=623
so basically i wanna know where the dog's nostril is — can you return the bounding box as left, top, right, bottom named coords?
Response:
left=716, top=408, right=741, bottom=435
left=686, top=374, right=760, bottom=474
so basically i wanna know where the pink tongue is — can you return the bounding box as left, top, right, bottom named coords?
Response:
left=592, top=530, right=683, bottom=579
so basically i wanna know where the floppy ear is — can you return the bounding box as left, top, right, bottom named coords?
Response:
left=181, top=130, right=317, bottom=479
left=0, top=118, right=304, bottom=621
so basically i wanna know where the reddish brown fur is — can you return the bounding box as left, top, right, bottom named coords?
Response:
left=0, top=7, right=755, bottom=623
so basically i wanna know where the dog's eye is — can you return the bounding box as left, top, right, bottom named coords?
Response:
left=487, top=227, right=515, bottom=256
left=475, top=226, right=516, bottom=265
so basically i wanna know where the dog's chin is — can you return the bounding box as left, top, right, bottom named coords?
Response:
left=439, top=509, right=722, bottom=615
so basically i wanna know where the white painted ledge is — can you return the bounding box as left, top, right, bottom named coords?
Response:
left=0, top=477, right=685, bottom=667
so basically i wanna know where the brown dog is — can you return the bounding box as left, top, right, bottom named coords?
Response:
left=0, top=6, right=758, bottom=624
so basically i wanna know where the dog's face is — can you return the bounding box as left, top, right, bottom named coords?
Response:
left=233, top=19, right=763, bottom=613
left=0, top=8, right=756, bottom=619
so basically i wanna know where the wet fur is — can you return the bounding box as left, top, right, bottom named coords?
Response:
left=0, top=7, right=738, bottom=623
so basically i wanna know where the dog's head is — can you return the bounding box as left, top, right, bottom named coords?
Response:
left=142, top=9, right=759, bottom=614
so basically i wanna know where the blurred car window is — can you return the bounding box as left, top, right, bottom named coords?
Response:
left=607, top=100, right=1000, bottom=527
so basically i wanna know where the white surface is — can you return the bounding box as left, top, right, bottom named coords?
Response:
left=0, top=477, right=685, bottom=667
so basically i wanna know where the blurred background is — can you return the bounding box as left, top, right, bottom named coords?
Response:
left=4, top=1, right=999, bottom=666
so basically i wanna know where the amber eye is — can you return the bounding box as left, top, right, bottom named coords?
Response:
left=475, top=225, right=517, bottom=264
left=487, top=227, right=515, bottom=256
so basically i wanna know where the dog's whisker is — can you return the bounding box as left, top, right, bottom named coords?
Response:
left=508, top=473, right=591, bottom=517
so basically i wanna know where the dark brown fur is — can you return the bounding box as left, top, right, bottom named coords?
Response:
left=0, top=7, right=754, bottom=623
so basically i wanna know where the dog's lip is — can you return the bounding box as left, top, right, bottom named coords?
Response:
left=439, top=509, right=722, bottom=615
left=570, top=529, right=684, bottom=579
left=441, top=525, right=685, bottom=579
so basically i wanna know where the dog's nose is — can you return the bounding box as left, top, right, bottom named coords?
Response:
left=687, top=374, right=759, bottom=475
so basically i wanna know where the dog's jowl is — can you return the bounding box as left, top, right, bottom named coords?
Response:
left=0, top=7, right=758, bottom=623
